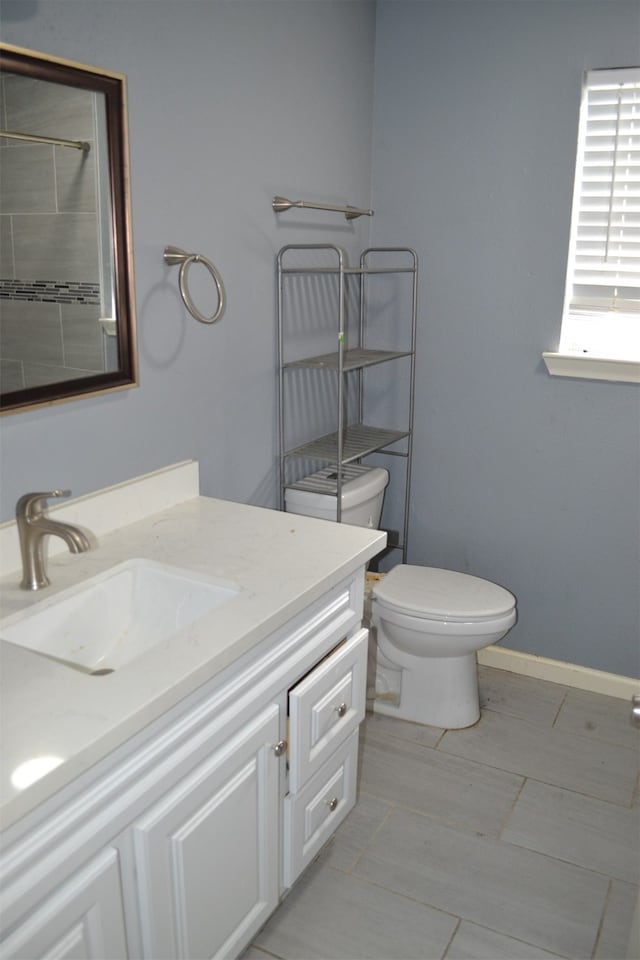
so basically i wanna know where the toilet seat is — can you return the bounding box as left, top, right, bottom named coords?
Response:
left=373, top=564, right=516, bottom=623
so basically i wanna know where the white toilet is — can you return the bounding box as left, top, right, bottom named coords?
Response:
left=284, top=464, right=390, bottom=528
left=371, top=564, right=516, bottom=728
left=285, top=465, right=517, bottom=729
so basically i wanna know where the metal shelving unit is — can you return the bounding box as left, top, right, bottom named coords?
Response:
left=277, top=244, right=418, bottom=562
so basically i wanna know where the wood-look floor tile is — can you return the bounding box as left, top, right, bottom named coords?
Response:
left=254, top=856, right=458, bottom=960
left=553, top=687, right=639, bottom=751
left=359, top=725, right=523, bottom=837
left=438, top=708, right=638, bottom=805
left=478, top=666, right=567, bottom=726
left=365, top=710, right=444, bottom=746
left=503, top=779, right=640, bottom=884
left=353, top=807, right=609, bottom=958
left=594, top=880, right=640, bottom=960
left=444, top=920, right=563, bottom=959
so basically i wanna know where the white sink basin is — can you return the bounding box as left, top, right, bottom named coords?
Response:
left=1, top=559, right=239, bottom=675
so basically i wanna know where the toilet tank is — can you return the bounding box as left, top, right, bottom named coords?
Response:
left=285, top=465, right=389, bottom=528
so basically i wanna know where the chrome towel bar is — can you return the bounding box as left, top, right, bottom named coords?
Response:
left=272, top=195, right=373, bottom=221
left=163, top=246, right=226, bottom=325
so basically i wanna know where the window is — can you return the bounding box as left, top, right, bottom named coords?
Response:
left=544, top=67, right=640, bottom=382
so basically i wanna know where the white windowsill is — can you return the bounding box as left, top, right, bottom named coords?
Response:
left=542, top=352, right=640, bottom=384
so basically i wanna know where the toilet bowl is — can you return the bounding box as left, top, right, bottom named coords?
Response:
left=371, top=564, right=516, bottom=728
left=284, top=468, right=517, bottom=729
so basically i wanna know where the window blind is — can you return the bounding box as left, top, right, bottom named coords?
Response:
left=561, top=67, right=640, bottom=358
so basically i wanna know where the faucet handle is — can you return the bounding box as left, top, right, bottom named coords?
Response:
left=16, top=490, right=72, bottom=519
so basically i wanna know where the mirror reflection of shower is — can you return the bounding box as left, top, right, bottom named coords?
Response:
left=0, top=72, right=116, bottom=393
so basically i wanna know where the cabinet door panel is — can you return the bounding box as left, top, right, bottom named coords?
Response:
left=131, top=704, right=280, bottom=960
left=0, top=848, right=127, bottom=960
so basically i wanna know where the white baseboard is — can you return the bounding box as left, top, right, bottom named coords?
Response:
left=478, top=645, right=638, bottom=701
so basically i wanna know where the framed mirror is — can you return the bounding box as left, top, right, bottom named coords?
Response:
left=0, top=43, right=137, bottom=414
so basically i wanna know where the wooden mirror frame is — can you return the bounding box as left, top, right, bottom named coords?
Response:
left=0, top=44, right=138, bottom=414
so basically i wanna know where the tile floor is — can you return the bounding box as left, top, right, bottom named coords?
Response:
left=246, top=666, right=640, bottom=960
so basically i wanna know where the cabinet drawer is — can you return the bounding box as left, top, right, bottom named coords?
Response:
left=283, top=731, right=358, bottom=888
left=288, top=627, right=367, bottom=791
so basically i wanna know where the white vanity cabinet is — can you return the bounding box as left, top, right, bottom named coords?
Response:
left=0, top=569, right=368, bottom=960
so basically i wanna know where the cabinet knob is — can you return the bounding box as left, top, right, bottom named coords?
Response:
left=335, top=702, right=348, bottom=718
left=272, top=739, right=288, bottom=757
left=326, top=797, right=339, bottom=812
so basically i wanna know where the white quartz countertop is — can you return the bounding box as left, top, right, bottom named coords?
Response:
left=0, top=495, right=385, bottom=829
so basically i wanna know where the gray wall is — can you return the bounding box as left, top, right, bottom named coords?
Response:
left=1, top=0, right=638, bottom=678
left=0, top=0, right=376, bottom=512
left=371, top=0, right=640, bottom=677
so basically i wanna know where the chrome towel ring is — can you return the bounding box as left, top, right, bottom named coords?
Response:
left=163, top=246, right=226, bottom=324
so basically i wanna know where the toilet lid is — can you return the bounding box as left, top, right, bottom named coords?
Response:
left=373, top=565, right=515, bottom=621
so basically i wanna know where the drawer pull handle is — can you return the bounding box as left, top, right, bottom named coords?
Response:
left=336, top=702, right=348, bottom=718
left=272, top=739, right=288, bottom=757
left=326, top=796, right=339, bottom=812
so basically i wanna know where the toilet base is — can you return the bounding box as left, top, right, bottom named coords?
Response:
left=373, top=652, right=480, bottom=729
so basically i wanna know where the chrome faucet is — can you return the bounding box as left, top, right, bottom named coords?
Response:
left=16, top=490, right=91, bottom=590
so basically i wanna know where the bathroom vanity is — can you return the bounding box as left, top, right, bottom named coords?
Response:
left=0, top=463, right=385, bottom=959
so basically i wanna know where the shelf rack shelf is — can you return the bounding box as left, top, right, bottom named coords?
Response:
left=283, top=348, right=412, bottom=373
left=285, top=425, right=410, bottom=463
left=276, top=244, right=418, bottom=563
